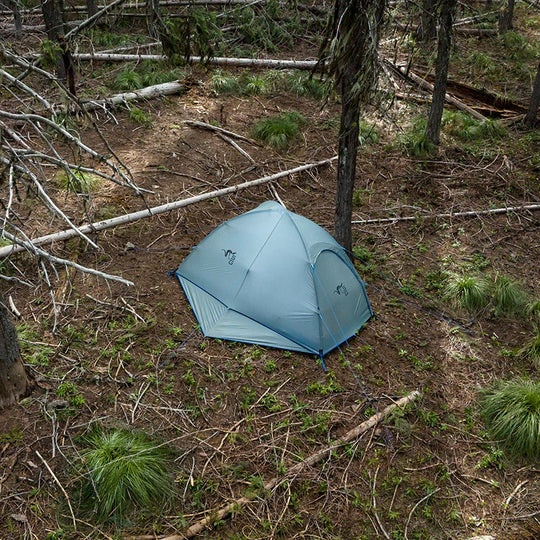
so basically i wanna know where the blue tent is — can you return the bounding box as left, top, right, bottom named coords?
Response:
left=173, top=201, right=372, bottom=357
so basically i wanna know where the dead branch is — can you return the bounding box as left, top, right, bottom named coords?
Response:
left=0, top=157, right=338, bottom=258
left=184, top=120, right=258, bottom=145
left=81, top=81, right=185, bottom=111
left=2, top=227, right=134, bottom=286
left=351, top=203, right=540, bottom=225
left=72, top=53, right=320, bottom=70
left=153, top=391, right=421, bottom=540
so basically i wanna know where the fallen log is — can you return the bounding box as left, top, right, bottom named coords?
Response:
left=149, top=391, right=421, bottom=540
left=389, top=63, right=487, bottom=121
left=72, top=52, right=319, bottom=70
left=352, top=204, right=540, bottom=225
left=81, top=80, right=185, bottom=111
left=0, top=157, right=337, bottom=259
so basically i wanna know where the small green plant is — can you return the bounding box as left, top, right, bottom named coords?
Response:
left=115, top=68, right=144, bottom=91
left=251, top=111, right=306, bottom=150
left=285, top=73, right=327, bottom=99
left=56, top=381, right=85, bottom=408
left=306, top=372, right=343, bottom=395
left=358, top=119, right=380, bottom=146
left=128, top=107, right=153, bottom=127
left=55, top=170, right=102, bottom=195
left=490, top=273, right=528, bottom=317
left=442, top=110, right=506, bottom=141
left=241, top=72, right=271, bottom=95
left=520, top=326, right=540, bottom=369
left=527, top=300, right=540, bottom=322
left=76, top=428, right=174, bottom=523
left=480, top=379, right=540, bottom=459
left=444, top=273, right=491, bottom=314
left=211, top=70, right=241, bottom=94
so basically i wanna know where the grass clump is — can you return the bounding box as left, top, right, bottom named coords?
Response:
left=520, top=327, right=540, bottom=369
left=480, top=379, right=540, bottom=460
left=443, top=273, right=491, bottom=314
left=76, top=428, right=174, bottom=523
left=251, top=111, right=306, bottom=150
left=491, top=273, right=528, bottom=317
left=211, top=70, right=241, bottom=95
left=442, top=111, right=506, bottom=141
left=400, top=117, right=436, bottom=157
left=285, top=73, right=327, bottom=100
left=128, top=107, right=153, bottom=127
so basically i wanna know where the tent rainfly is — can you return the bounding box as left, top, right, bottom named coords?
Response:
left=172, top=201, right=373, bottom=360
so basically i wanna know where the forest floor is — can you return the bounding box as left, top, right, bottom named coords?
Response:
left=1, top=3, right=540, bottom=540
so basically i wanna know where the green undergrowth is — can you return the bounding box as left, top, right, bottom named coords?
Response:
left=113, top=62, right=185, bottom=91
left=211, top=69, right=327, bottom=99
left=54, top=170, right=102, bottom=195
left=480, top=379, right=540, bottom=460
left=251, top=111, right=306, bottom=150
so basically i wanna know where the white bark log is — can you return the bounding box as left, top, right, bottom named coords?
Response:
left=352, top=204, right=540, bottom=225
left=0, top=157, right=338, bottom=258
left=81, top=81, right=185, bottom=111
left=72, top=53, right=319, bottom=70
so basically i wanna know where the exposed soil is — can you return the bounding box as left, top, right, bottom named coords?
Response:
left=1, top=4, right=540, bottom=540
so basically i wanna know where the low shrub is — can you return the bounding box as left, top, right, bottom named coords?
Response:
left=251, top=111, right=306, bottom=150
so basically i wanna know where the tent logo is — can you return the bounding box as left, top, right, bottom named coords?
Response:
left=222, top=249, right=237, bottom=265
left=335, top=283, right=349, bottom=296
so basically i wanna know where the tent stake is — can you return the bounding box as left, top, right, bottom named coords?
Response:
left=0, top=157, right=337, bottom=259
left=130, top=390, right=421, bottom=540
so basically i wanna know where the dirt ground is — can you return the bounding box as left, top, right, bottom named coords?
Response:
left=1, top=5, right=540, bottom=540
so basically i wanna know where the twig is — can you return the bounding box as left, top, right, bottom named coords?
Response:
left=185, top=120, right=258, bottom=145
left=404, top=488, right=441, bottom=540
left=217, top=132, right=256, bottom=163
left=35, top=450, right=77, bottom=531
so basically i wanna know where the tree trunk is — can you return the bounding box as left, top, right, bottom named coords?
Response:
left=335, top=76, right=360, bottom=255
left=86, top=0, right=97, bottom=17
left=41, top=0, right=67, bottom=79
left=524, top=62, right=540, bottom=128
left=10, top=0, right=22, bottom=35
left=498, top=0, right=515, bottom=33
left=416, top=0, right=437, bottom=43
left=146, top=0, right=160, bottom=39
left=0, top=293, right=30, bottom=408
left=425, top=0, right=456, bottom=146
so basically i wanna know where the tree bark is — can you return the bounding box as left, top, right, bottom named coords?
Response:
left=0, top=293, right=30, bottom=408
left=498, top=0, right=515, bottom=33
left=41, top=0, right=66, bottom=79
left=524, top=62, right=540, bottom=128
left=416, top=0, right=437, bottom=43
left=86, top=0, right=98, bottom=17
left=425, top=0, right=457, bottom=146
left=335, top=76, right=360, bottom=254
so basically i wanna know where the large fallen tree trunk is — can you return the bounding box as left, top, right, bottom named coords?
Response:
left=152, top=390, right=421, bottom=540
left=72, top=53, right=320, bottom=70
left=388, top=62, right=487, bottom=121
left=81, top=80, right=185, bottom=111
left=0, top=157, right=337, bottom=258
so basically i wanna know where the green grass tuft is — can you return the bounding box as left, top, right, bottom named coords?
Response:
left=491, top=273, right=528, bottom=317
left=128, top=107, right=153, bottom=127
left=115, top=69, right=144, bottom=91
left=211, top=70, right=241, bottom=95
left=520, top=327, right=540, bottom=369
left=251, top=111, right=306, bottom=150
left=442, top=111, right=506, bottom=141
left=443, top=273, right=491, bottom=314
left=77, top=428, right=174, bottom=523
left=480, top=379, right=540, bottom=459
left=400, top=117, right=436, bottom=156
